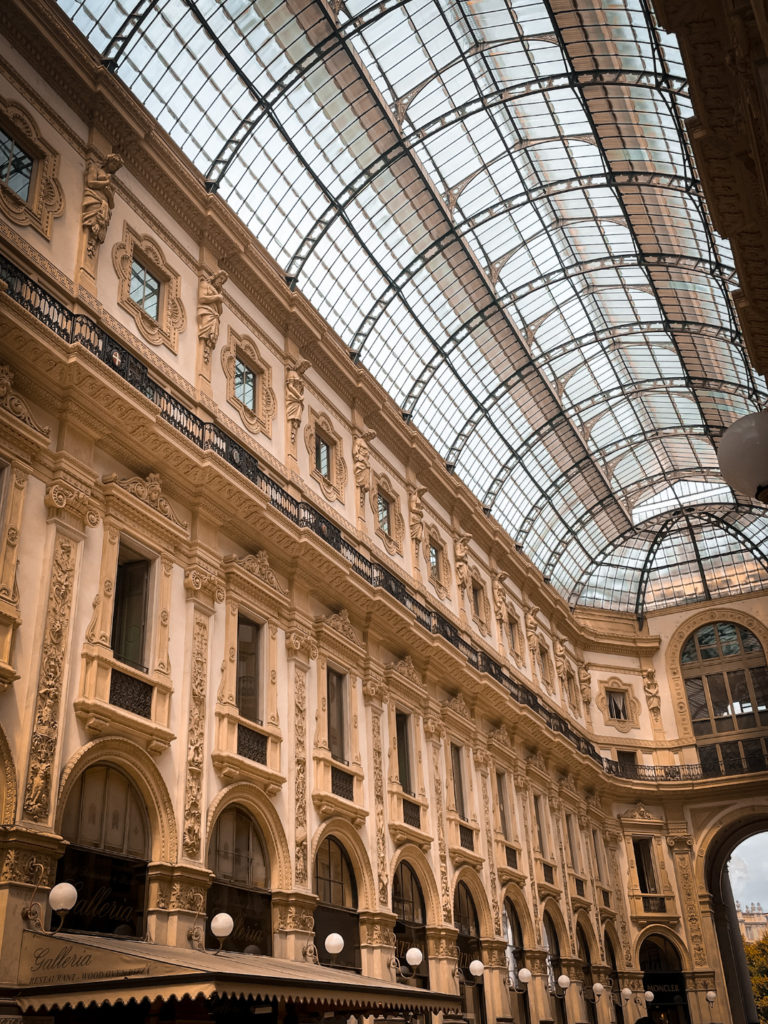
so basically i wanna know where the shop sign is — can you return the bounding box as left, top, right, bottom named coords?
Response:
left=18, top=931, right=187, bottom=987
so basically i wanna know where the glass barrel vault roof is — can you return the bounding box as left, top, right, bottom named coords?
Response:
left=58, top=0, right=768, bottom=613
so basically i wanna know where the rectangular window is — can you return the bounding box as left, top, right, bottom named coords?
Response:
left=0, top=127, right=34, bottom=202
left=617, top=749, right=638, bottom=773
left=533, top=794, right=547, bottom=856
left=472, top=581, right=483, bottom=619
left=451, top=743, right=466, bottom=820
left=592, top=829, right=606, bottom=883
left=496, top=771, right=510, bottom=840
left=632, top=837, right=658, bottom=893
left=129, top=258, right=160, bottom=320
left=327, top=668, right=346, bottom=763
left=315, top=433, right=331, bottom=480
left=566, top=814, right=580, bottom=871
left=234, top=356, right=257, bottom=410
left=111, top=546, right=150, bottom=671
left=377, top=492, right=391, bottom=536
left=508, top=615, right=520, bottom=652
left=236, top=615, right=261, bottom=723
left=539, top=644, right=551, bottom=684
left=396, top=710, right=412, bottom=794
left=428, top=541, right=440, bottom=579
left=607, top=690, right=628, bottom=720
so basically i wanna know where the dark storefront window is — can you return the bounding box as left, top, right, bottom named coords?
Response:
left=314, top=835, right=360, bottom=971
left=55, top=765, right=149, bottom=936
left=503, top=898, right=530, bottom=1024
left=392, top=861, right=429, bottom=988
left=543, top=911, right=567, bottom=1024
left=207, top=807, right=271, bottom=954
left=454, top=881, right=486, bottom=1024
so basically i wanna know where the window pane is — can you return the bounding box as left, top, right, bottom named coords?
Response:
left=377, top=493, right=391, bottom=534
left=706, top=673, right=730, bottom=717
left=236, top=615, right=261, bottom=723
left=129, top=259, right=160, bottom=319
left=740, top=627, right=762, bottom=653
left=234, top=357, right=256, bottom=409
left=752, top=666, right=768, bottom=711
left=451, top=743, right=465, bottom=820
left=328, top=669, right=346, bottom=762
left=684, top=676, right=709, bottom=722
left=396, top=711, right=411, bottom=793
left=316, top=435, right=331, bottom=478
left=111, top=553, right=150, bottom=670
left=0, top=128, right=33, bottom=202
left=680, top=636, right=697, bottom=664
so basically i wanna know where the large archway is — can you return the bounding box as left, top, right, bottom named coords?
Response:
left=705, top=813, right=768, bottom=1024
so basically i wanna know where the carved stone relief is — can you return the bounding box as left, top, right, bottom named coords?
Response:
left=112, top=472, right=187, bottom=528
left=294, top=666, right=308, bottom=886
left=23, top=533, right=76, bottom=822
left=81, top=153, right=122, bottom=258
left=371, top=706, right=388, bottom=906
left=182, top=610, right=208, bottom=859
left=197, top=269, right=227, bottom=363
left=0, top=365, right=49, bottom=437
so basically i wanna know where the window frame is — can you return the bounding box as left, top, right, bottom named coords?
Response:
left=0, top=100, right=63, bottom=238
left=235, top=612, right=263, bottom=725
left=327, top=666, right=347, bottom=764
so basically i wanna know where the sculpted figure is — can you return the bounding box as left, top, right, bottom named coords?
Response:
left=578, top=663, right=592, bottom=707
left=409, top=487, right=426, bottom=546
left=352, top=431, right=375, bottom=507
left=286, top=366, right=305, bottom=443
left=197, top=270, right=228, bottom=360
left=492, top=572, right=507, bottom=621
left=82, top=153, right=122, bottom=256
left=454, top=534, right=470, bottom=591
left=643, top=669, right=661, bottom=717
left=554, top=637, right=566, bottom=682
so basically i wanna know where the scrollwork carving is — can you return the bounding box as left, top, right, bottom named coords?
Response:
left=0, top=365, right=49, bottom=437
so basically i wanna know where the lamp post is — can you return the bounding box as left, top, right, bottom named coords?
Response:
left=210, top=911, right=234, bottom=953
left=390, top=945, right=423, bottom=979
left=22, top=875, right=78, bottom=934
left=510, top=965, right=532, bottom=993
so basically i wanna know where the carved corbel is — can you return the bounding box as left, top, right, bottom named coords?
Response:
left=44, top=480, right=99, bottom=534
left=184, top=565, right=224, bottom=612
left=0, top=365, right=50, bottom=438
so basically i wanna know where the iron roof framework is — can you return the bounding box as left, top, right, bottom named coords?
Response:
left=59, top=0, right=768, bottom=612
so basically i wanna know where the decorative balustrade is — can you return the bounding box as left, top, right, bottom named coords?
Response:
left=3, top=251, right=767, bottom=784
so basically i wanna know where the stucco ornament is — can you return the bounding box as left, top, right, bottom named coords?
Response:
left=352, top=430, right=375, bottom=508
left=492, top=572, right=507, bottom=622
left=454, top=533, right=471, bottom=592
left=82, top=153, right=122, bottom=256
left=0, top=364, right=50, bottom=437
left=197, top=269, right=228, bottom=362
left=643, top=669, right=661, bottom=720
left=285, top=359, right=310, bottom=445
left=408, top=486, right=426, bottom=548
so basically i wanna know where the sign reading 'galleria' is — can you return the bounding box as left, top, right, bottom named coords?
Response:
left=18, top=931, right=180, bottom=987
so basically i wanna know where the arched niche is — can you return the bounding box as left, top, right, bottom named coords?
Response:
left=391, top=844, right=441, bottom=926
left=633, top=924, right=692, bottom=973
left=574, top=909, right=600, bottom=963
left=664, top=606, right=768, bottom=744
left=56, top=738, right=177, bottom=863
left=206, top=781, right=291, bottom=891
left=540, top=896, right=571, bottom=955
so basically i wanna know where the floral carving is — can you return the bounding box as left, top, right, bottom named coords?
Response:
left=323, top=608, right=362, bottom=647
left=238, top=550, right=287, bottom=595
left=23, top=534, right=75, bottom=821
left=371, top=706, right=388, bottom=906
left=0, top=365, right=49, bottom=436
left=182, top=611, right=208, bottom=858
left=112, top=472, right=187, bottom=527
left=0, top=100, right=64, bottom=238
left=112, top=223, right=186, bottom=352
left=294, top=666, right=308, bottom=885
left=221, top=327, right=276, bottom=437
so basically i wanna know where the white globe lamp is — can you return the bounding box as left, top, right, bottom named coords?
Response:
left=517, top=967, right=532, bottom=985
left=405, top=946, right=423, bottom=967
left=210, top=912, right=234, bottom=938
left=644, top=991, right=655, bottom=1003
left=592, top=982, right=604, bottom=999
left=48, top=882, right=78, bottom=913
left=324, top=932, right=344, bottom=956
left=621, top=987, right=633, bottom=1002
left=558, top=974, right=571, bottom=990
left=717, top=410, right=768, bottom=503
left=706, top=990, right=717, bottom=1004
left=469, top=958, right=484, bottom=977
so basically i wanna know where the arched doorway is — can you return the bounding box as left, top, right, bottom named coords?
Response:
left=392, top=860, right=429, bottom=987
left=55, top=764, right=149, bottom=936
left=503, top=897, right=530, bottom=1024
left=314, top=834, right=360, bottom=970
left=639, top=936, right=691, bottom=1024
left=206, top=805, right=272, bottom=954
left=542, top=911, right=567, bottom=1024
left=454, top=880, right=486, bottom=1024
left=705, top=816, right=768, bottom=1024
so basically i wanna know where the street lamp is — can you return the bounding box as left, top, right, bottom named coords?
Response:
left=210, top=911, right=234, bottom=953
left=510, top=966, right=532, bottom=993
left=552, top=974, right=571, bottom=999
left=21, top=869, right=78, bottom=935
left=390, top=945, right=423, bottom=978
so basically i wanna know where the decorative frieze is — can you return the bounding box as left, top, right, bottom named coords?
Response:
left=182, top=610, right=208, bottom=859
left=109, top=472, right=187, bottom=528
left=23, top=533, right=76, bottom=823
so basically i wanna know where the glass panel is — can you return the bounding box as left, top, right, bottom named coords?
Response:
left=740, top=627, right=762, bottom=653
left=451, top=743, right=466, bottom=820
left=728, top=670, right=752, bottom=715
left=396, top=711, right=412, bottom=794
left=684, top=676, right=708, bottom=722
left=706, top=673, right=730, bottom=717
left=206, top=881, right=271, bottom=954
left=234, top=357, right=256, bottom=409
left=327, top=669, right=346, bottom=762
left=0, top=128, right=33, bottom=202
left=680, top=636, right=697, bottom=664
left=236, top=615, right=261, bottom=723
left=54, top=847, right=146, bottom=937
left=752, top=666, right=768, bottom=711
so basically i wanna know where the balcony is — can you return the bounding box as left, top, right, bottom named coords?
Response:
left=388, top=789, right=432, bottom=851
left=312, top=753, right=367, bottom=827
left=447, top=814, right=483, bottom=869
left=603, top=748, right=768, bottom=781
left=497, top=840, right=525, bottom=886
left=212, top=709, right=284, bottom=793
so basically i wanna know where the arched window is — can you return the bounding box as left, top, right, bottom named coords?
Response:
left=681, top=621, right=768, bottom=775
left=576, top=924, right=597, bottom=1024
left=503, top=898, right=530, bottom=1024
left=454, top=882, right=486, bottom=1024
left=542, top=912, right=567, bottom=1024
left=639, top=936, right=691, bottom=1024
left=392, top=861, right=429, bottom=988
left=55, top=765, right=149, bottom=936
left=207, top=807, right=271, bottom=954
left=314, top=835, right=360, bottom=971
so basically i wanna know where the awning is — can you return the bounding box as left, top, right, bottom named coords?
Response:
left=14, top=929, right=460, bottom=1015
